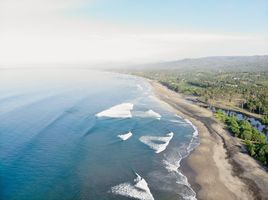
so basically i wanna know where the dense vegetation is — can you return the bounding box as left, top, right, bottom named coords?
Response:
left=132, top=70, right=268, bottom=118
left=215, top=110, right=268, bottom=165
left=263, top=116, right=268, bottom=125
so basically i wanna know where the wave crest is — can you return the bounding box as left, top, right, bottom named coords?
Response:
left=111, top=173, right=154, bottom=200
left=96, top=103, right=134, bottom=118
left=145, top=110, right=161, bottom=119
left=139, top=132, right=174, bottom=153
left=117, top=131, right=133, bottom=141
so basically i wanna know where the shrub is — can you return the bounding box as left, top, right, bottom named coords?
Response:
left=241, top=130, right=252, bottom=140
left=255, top=143, right=268, bottom=165
left=245, top=140, right=256, bottom=156
left=239, top=120, right=252, bottom=133
left=251, top=128, right=267, bottom=143
left=262, top=116, right=268, bottom=125
left=227, top=116, right=240, bottom=137
left=215, top=110, right=227, bottom=122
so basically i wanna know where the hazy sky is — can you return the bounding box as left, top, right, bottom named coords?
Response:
left=1, top=0, right=268, bottom=65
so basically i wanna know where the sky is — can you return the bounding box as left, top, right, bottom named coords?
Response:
left=0, top=0, right=268, bottom=65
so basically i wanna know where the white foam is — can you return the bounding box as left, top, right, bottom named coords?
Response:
left=96, top=103, right=133, bottom=118
left=162, top=150, right=184, bottom=174
left=111, top=173, right=154, bottom=200
left=184, top=119, right=198, bottom=137
left=137, top=84, right=143, bottom=91
left=169, top=119, right=184, bottom=123
left=183, top=118, right=200, bottom=154
left=145, top=110, right=161, bottom=120
left=163, top=159, right=181, bottom=173
left=163, top=159, right=197, bottom=200
left=180, top=188, right=197, bottom=200
left=175, top=114, right=183, bottom=119
left=117, top=131, right=133, bottom=141
left=139, top=132, right=174, bottom=153
left=187, top=137, right=200, bottom=153
left=132, top=109, right=162, bottom=120
left=184, top=196, right=197, bottom=200
left=161, top=140, right=198, bottom=199
left=175, top=171, right=191, bottom=187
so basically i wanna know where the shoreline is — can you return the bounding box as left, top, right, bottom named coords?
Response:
left=150, top=80, right=268, bottom=200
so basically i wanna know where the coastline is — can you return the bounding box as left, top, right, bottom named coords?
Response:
left=150, top=80, right=268, bottom=200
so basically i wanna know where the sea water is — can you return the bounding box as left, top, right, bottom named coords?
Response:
left=0, top=69, right=199, bottom=200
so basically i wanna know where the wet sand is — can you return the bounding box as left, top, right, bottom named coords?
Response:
left=151, top=80, right=268, bottom=200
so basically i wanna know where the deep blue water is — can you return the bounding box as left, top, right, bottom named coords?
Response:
left=0, top=69, right=199, bottom=200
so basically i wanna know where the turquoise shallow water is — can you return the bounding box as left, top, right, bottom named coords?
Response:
left=0, top=69, right=199, bottom=200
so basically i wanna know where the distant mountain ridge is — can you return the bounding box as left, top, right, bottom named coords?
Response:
left=136, top=55, right=268, bottom=71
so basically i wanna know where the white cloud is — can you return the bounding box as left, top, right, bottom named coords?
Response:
left=0, top=0, right=267, bottom=66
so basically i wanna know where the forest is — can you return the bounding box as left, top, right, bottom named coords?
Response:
left=131, top=70, right=268, bottom=122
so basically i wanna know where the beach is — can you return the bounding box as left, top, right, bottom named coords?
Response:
left=150, top=80, right=268, bottom=200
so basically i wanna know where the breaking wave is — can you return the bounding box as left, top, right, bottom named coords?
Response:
left=111, top=173, right=154, bottom=200
left=96, top=103, right=134, bottom=118
left=139, top=132, right=174, bottom=153
left=132, top=109, right=162, bottom=120
left=117, top=131, right=133, bottom=141
left=144, top=110, right=161, bottom=119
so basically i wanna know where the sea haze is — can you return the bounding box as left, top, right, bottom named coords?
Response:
left=0, top=69, right=199, bottom=200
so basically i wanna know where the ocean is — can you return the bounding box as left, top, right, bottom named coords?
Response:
left=0, top=69, right=199, bottom=200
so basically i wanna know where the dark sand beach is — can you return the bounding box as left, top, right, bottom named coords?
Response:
left=151, top=80, right=268, bottom=200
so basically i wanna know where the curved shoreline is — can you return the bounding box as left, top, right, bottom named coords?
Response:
left=150, top=80, right=268, bottom=200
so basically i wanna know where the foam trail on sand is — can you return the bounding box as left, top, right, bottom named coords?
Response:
left=111, top=173, right=154, bottom=200
left=168, top=119, right=186, bottom=123
left=163, top=155, right=197, bottom=200
left=96, top=103, right=133, bottom=118
left=139, top=132, right=174, bottom=153
left=162, top=147, right=185, bottom=174
left=163, top=159, right=181, bottom=173
left=184, top=118, right=200, bottom=154
left=184, top=119, right=198, bottom=137
left=160, top=115, right=199, bottom=199
left=175, top=114, right=183, bottom=119
left=117, top=131, right=133, bottom=141
left=162, top=153, right=190, bottom=186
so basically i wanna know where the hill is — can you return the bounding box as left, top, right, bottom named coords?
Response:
left=134, top=55, right=268, bottom=72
